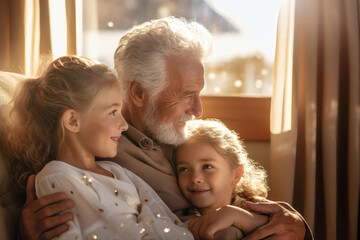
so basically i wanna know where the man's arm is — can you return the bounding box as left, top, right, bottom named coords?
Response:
left=18, top=175, right=74, bottom=240
left=243, top=201, right=314, bottom=240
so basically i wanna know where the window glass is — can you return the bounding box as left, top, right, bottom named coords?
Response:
left=81, top=0, right=281, bottom=96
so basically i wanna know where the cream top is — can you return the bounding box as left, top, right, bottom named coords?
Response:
left=36, top=161, right=193, bottom=240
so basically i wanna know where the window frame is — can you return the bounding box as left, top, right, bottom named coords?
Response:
left=200, top=96, right=271, bottom=141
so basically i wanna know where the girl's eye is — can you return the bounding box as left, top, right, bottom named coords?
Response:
left=110, top=110, right=117, bottom=116
left=203, top=164, right=213, bottom=170
left=177, top=167, right=189, bottom=173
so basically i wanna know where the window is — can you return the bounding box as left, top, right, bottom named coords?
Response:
left=80, top=0, right=281, bottom=140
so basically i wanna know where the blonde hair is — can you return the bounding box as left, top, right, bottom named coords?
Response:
left=114, top=16, right=213, bottom=104
left=0, top=56, right=119, bottom=191
left=180, top=119, right=269, bottom=208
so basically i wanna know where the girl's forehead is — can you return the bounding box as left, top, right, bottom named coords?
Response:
left=88, top=85, right=123, bottom=108
left=179, top=138, right=225, bottom=159
left=97, top=83, right=122, bottom=97
left=186, top=136, right=236, bottom=164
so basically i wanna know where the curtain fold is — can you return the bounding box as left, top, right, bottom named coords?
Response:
left=0, top=0, right=26, bottom=74
left=270, top=0, right=359, bottom=239
left=65, top=0, right=77, bottom=55
left=0, top=0, right=77, bottom=76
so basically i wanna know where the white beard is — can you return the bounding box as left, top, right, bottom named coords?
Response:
left=143, top=104, right=193, bottom=145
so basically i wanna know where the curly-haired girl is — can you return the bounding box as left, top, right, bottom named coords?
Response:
left=176, top=118, right=269, bottom=239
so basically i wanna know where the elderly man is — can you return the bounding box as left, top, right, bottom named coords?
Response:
left=19, top=17, right=313, bottom=240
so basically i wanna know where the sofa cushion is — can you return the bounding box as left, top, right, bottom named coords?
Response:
left=0, top=71, right=26, bottom=105
left=0, top=71, right=28, bottom=240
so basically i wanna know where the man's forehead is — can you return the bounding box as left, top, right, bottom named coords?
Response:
left=166, top=57, right=204, bottom=83
left=166, top=55, right=203, bottom=69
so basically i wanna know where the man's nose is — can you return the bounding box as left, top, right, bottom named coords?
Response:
left=186, top=95, right=203, bottom=118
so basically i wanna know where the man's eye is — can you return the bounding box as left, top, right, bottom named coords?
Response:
left=183, top=93, right=194, bottom=100
left=187, top=94, right=195, bottom=101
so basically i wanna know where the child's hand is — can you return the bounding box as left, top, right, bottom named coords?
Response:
left=188, top=205, right=269, bottom=240
left=187, top=206, right=237, bottom=240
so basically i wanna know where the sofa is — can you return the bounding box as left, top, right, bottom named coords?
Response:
left=0, top=71, right=28, bottom=240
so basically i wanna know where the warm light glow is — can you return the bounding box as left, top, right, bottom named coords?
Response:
left=49, top=0, right=67, bottom=58
left=214, top=87, right=221, bottom=93
left=255, top=79, right=263, bottom=89
left=271, top=0, right=295, bottom=134
left=75, top=0, right=83, bottom=56
left=210, top=0, right=282, bottom=62
left=261, top=68, right=269, bottom=76
left=107, top=21, right=114, bottom=28
left=234, top=80, right=242, bottom=87
left=209, top=72, right=216, bottom=80
left=81, top=0, right=282, bottom=96
left=24, top=0, right=38, bottom=76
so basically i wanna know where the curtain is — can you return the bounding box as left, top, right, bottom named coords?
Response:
left=0, top=0, right=77, bottom=77
left=270, top=0, right=360, bottom=239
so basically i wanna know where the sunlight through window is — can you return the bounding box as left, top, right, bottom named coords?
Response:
left=81, top=0, right=282, bottom=96
left=49, top=0, right=67, bottom=58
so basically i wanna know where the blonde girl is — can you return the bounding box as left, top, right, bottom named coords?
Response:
left=0, top=56, right=193, bottom=239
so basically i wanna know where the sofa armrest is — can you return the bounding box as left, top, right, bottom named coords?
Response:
left=0, top=71, right=28, bottom=240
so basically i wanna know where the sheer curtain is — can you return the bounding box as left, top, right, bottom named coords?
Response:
left=270, top=0, right=359, bottom=239
left=0, top=0, right=77, bottom=77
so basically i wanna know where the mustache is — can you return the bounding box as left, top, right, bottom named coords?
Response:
left=173, top=114, right=193, bottom=123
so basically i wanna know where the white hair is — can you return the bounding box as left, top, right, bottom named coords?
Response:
left=114, top=16, right=213, bottom=103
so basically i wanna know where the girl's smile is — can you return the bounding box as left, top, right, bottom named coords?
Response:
left=177, top=138, right=242, bottom=215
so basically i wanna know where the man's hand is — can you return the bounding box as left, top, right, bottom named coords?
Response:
left=243, top=201, right=306, bottom=240
left=18, top=175, right=74, bottom=240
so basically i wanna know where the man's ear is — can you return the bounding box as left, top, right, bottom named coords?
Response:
left=233, top=164, right=244, bottom=185
left=62, top=109, right=80, bottom=133
left=128, top=81, right=147, bottom=107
